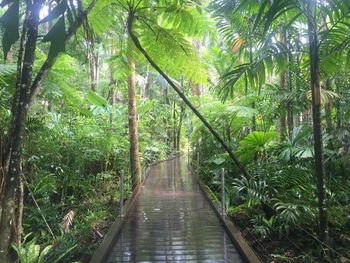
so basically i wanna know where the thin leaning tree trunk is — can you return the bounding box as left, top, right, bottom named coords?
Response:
left=127, top=12, right=251, bottom=180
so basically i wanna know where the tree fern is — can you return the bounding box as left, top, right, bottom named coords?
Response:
left=136, top=22, right=207, bottom=84
left=159, top=6, right=212, bottom=38
left=87, top=0, right=210, bottom=85
left=88, top=0, right=123, bottom=36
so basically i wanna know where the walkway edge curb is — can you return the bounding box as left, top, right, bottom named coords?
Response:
left=89, top=155, right=179, bottom=263
left=190, top=166, right=262, bottom=263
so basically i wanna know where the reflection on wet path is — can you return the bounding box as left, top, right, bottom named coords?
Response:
left=107, top=157, right=243, bottom=262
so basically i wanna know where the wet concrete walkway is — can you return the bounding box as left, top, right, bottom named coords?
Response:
left=106, top=157, right=244, bottom=262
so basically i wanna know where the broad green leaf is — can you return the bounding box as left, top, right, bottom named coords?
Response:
left=226, top=105, right=257, bottom=118
left=79, top=108, right=93, bottom=117
left=212, top=157, right=225, bottom=165
left=27, top=243, right=41, bottom=262
left=0, top=0, right=19, bottom=59
left=239, top=131, right=277, bottom=149
left=52, top=244, right=77, bottom=263
left=38, top=245, right=53, bottom=263
left=238, top=131, right=277, bottom=160
left=138, top=101, right=154, bottom=114
left=86, top=90, right=108, bottom=107
left=42, top=16, right=66, bottom=62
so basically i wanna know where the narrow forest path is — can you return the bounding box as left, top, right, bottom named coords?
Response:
left=105, top=157, right=244, bottom=262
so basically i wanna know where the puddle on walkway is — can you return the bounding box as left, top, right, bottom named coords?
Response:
left=106, top=157, right=243, bottom=262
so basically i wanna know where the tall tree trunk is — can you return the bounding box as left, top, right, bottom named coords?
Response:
left=2, top=9, right=29, bottom=177
left=0, top=2, right=40, bottom=261
left=144, top=71, right=151, bottom=99
left=176, top=103, right=185, bottom=151
left=0, top=131, right=5, bottom=196
left=173, top=100, right=177, bottom=150
left=325, top=79, right=334, bottom=150
left=140, top=69, right=150, bottom=99
left=127, top=38, right=141, bottom=188
left=192, top=40, right=203, bottom=97
left=163, top=86, right=172, bottom=147
left=287, top=90, right=294, bottom=135
left=16, top=174, right=24, bottom=245
left=279, top=28, right=287, bottom=141
left=108, top=44, right=120, bottom=106
left=335, top=82, right=341, bottom=130
left=286, top=30, right=293, bottom=137
left=279, top=73, right=287, bottom=140
left=252, top=101, right=257, bottom=132
left=248, top=46, right=257, bottom=134
left=108, top=74, right=117, bottom=105
left=88, top=50, right=99, bottom=91
left=308, top=2, right=329, bottom=254
left=83, top=19, right=99, bottom=91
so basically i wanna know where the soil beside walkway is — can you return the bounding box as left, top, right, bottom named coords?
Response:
left=106, top=157, right=244, bottom=262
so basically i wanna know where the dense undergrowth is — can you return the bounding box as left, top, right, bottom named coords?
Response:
left=0, top=51, right=180, bottom=261
left=14, top=107, right=175, bottom=261
left=193, top=115, right=350, bottom=261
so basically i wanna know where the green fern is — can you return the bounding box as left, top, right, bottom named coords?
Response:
left=159, top=6, right=212, bottom=38
left=0, top=63, right=16, bottom=87
left=137, top=23, right=207, bottom=84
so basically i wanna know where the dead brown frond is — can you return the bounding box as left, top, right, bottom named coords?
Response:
left=61, top=210, right=75, bottom=233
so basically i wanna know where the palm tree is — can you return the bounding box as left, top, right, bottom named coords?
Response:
left=243, top=0, right=350, bottom=254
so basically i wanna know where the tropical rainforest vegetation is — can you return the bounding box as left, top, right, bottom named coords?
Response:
left=0, top=0, right=350, bottom=262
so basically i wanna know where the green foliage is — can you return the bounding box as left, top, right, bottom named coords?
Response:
left=276, top=126, right=314, bottom=161
left=0, top=63, right=16, bottom=86
left=272, top=200, right=313, bottom=237
left=138, top=25, right=207, bottom=84
left=231, top=175, right=269, bottom=205
left=12, top=233, right=78, bottom=263
left=2, top=0, right=350, bottom=261
left=0, top=0, right=19, bottom=58
left=12, top=234, right=52, bottom=263
left=159, top=6, right=212, bottom=38
left=88, top=0, right=119, bottom=35
left=250, top=214, right=273, bottom=239
left=86, top=90, right=109, bottom=107
left=237, top=131, right=277, bottom=161
left=43, top=17, right=66, bottom=62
